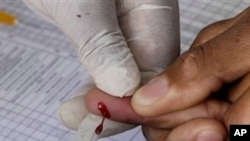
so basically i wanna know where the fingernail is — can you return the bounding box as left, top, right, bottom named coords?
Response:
left=134, top=76, right=169, bottom=106
left=196, top=131, right=223, bottom=141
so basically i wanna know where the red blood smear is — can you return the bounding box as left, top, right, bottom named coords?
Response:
left=95, top=102, right=111, bottom=135
left=98, top=102, right=111, bottom=118
left=95, top=118, right=104, bottom=134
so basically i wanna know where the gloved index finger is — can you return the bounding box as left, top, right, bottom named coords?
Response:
left=25, top=0, right=141, bottom=97
left=117, top=0, right=180, bottom=84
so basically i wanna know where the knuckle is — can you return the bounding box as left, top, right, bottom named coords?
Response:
left=177, top=45, right=213, bottom=80
left=241, top=6, right=250, bottom=16
left=192, top=23, right=220, bottom=47
left=180, top=51, right=199, bottom=68
left=206, top=100, right=229, bottom=121
left=233, top=7, right=250, bottom=24
left=192, top=28, right=209, bottom=46
left=178, top=49, right=202, bottom=74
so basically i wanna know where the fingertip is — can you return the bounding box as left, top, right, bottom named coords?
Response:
left=196, top=131, right=224, bottom=141
left=132, top=75, right=170, bottom=116
left=85, top=88, right=144, bottom=124
left=93, top=62, right=141, bottom=97
left=84, top=88, right=104, bottom=115
left=167, top=119, right=227, bottom=141
left=85, top=88, right=131, bottom=119
left=82, top=30, right=141, bottom=98
left=57, top=95, right=88, bottom=130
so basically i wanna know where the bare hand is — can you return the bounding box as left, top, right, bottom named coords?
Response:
left=87, top=7, right=250, bottom=141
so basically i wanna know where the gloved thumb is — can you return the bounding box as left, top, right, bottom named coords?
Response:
left=132, top=11, right=250, bottom=116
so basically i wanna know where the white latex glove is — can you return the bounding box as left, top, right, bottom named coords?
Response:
left=24, top=0, right=180, bottom=140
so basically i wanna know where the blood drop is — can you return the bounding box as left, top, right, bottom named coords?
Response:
left=95, top=102, right=110, bottom=134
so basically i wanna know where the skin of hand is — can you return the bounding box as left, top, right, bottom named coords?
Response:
left=85, top=7, right=250, bottom=141
left=23, top=0, right=180, bottom=137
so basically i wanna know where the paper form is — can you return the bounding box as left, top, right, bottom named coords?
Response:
left=0, top=0, right=249, bottom=141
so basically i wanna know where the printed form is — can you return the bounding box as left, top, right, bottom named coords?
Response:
left=0, top=0, right=249, bottom=141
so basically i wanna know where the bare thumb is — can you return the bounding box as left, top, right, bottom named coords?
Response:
left=132, top=17, right=250, bottom=116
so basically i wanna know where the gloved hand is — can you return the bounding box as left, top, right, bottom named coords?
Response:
left=24, top=0, right=180, bottom=140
